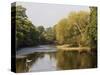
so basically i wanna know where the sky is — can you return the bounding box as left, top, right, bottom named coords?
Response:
left=16, top=2, right=90, bottom=28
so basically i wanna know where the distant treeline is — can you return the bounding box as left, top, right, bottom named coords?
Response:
left=11, top=5, right=97, bottom=49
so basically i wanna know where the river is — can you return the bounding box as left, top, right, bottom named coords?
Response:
left=16, top=45, right=97, bottom=73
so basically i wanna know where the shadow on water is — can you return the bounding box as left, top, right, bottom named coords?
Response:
left=16, top=48, right=97, bottom=73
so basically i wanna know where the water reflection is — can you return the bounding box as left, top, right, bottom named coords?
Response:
left=16, top=52, right=56, bottom=73
left=56, top=50, right=97, bottom=70
left=16, top=48, right=97, bottom=73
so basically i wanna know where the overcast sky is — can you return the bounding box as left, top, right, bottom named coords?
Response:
left=16, top=2, right=90, bottom=28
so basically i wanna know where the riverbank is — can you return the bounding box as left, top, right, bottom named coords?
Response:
left=56, top=45, right=91, bottom=52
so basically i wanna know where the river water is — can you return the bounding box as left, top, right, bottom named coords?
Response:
left=16, top=45, right=97, bottom=73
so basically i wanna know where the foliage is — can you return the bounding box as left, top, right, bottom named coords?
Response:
left=87, top=7, right=97, bottom=47
left=54, top=19, right=68, bottom=44
left=12, top=5, right=39, bottom=49
left=12, top=5, right=55, bottom=49
left=45, top=27, right=55, bottom=43
left=12, top=5, right=97, bottom=49
left=54, top=11, right=90, bottom=46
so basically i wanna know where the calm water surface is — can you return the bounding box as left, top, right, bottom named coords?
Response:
left=16, top=45, right=97, bottom=73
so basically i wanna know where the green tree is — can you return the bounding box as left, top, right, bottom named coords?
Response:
left=45, top=27, right=55, bottom=44
left=12, top=5, right=39, bottom=49
left=87, top=7, right=97, bottom=47
left=37, top=26, right=46, bottom=44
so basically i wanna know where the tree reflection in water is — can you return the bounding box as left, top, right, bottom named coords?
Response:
left=16, top=52, right=56, bottom=73
left=16, top=52, right=45, bottom=73
left=56, top=49, right=97, bottom=70
left=16, top=49, right=97, bottom=73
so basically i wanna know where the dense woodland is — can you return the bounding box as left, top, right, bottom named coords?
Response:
left=11, top=5, right=97, bottom=49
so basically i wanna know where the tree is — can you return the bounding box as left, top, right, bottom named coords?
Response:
left=67, top=11, right=90, bottom=46
left=37, top=26, right=45, bottom=34
left=37, top=26, right=46, bottom=44
left=45, top=27, right=55, bottom=44
left=87, top=7, right=97, bottom=47
left=53, top=11, right=90, bottom=46
left=55, top=18, right=68, bottom=44
left=12, top=5, right=39, bottom=49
